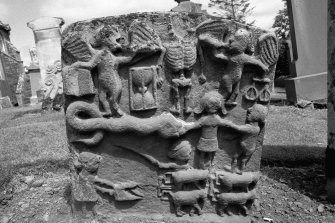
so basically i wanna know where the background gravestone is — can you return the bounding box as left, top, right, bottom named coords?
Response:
left=327, top=0, right=335, bottom=203
left=62, top=12, right=278, bottom=222
left=27, top=17, right=64, bottom=110
left=285, top=0, right=327, bottom=103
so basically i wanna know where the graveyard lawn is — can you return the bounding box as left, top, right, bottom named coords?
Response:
left=0, top=105, right=334, bottom=222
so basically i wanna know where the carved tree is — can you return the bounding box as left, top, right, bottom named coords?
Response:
left=208, top=0, right=255, bottom=25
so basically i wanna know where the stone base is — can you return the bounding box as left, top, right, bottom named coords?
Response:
left=285, top=72, right=327, bottom=103
left=73, top=213, right=252, bottom=223
left=30, top=96, right=39, bottom=105
left=16, top=94, right=23, bottom=107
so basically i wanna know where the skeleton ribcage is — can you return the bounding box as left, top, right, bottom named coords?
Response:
left=165, top=41, right=197, bottom=72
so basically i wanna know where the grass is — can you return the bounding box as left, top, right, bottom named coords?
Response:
left=265, top=106, right=326, bottom=146
left=263, top=106, right=327, bottom=165
left=0, top=105, right=69, bottom=191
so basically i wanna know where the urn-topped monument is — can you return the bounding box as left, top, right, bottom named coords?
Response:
left=62, top=11, right=278, bottom=222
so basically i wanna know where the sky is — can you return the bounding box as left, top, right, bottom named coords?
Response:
left=0, top=0, right=284, bottom=66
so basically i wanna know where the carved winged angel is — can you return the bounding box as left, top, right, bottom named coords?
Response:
left=196, top=20, right=279, bottom=106
left=62, top=21, right=164, bottom=117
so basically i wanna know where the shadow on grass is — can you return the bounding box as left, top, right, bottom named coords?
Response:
left=261, top=145, right=326, bottom=201
left=262, top=145, right=325, bottom=167
left=0, top=158, right=70, bottom=192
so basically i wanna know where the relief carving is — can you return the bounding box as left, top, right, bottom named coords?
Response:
left=216, top=189, right=257, bottom=216
left=224, top=104, right=268, bottom=174
left=129, top=66, right=158, bottom=111
left=62, top=14, right=278, bottom=221
left=168, top=190, right=207, bottom=217
left=163, top=25, right=197, bottom=115
left=71, top=25, right=134, bottom=117
left=44, top=60, right=63, bottom=103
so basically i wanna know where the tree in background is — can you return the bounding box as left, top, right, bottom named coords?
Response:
left=272, top=0, right=290, bottom=81
left=272, top=0, right=289, bottom=39
left=208, top=0, right=255, bottom=25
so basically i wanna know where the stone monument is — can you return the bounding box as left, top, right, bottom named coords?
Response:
left=62, top=12, right=278, bottom=222
left=27, top=17, right=64, bottom=110
left=26, top=47, right=42, bottom=105
left=327, top=0, right=335, bottom=203
left=285, top=0, right=327, bottom=103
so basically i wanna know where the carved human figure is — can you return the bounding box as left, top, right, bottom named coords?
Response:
left=198, top=29, right=268, bottom=106
left=73, top=152, right=102, bottom=202
left=193, top=91, right=232, bottom=169
left=224, top=104, right=268, bottom=174
left=72, top=25, right=135, bottom=117
left=162, top=25, right=197, bottom=115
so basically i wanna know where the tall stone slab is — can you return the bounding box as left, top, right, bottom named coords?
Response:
left=27, top=47, right=42, bottom=105
left=327, top=0, right=335, bottom=203
left=285, top=0, right=327, bottom=103
left=62, top=12, right=278, bottom=222
left=27, top=17, right=64, bottom=110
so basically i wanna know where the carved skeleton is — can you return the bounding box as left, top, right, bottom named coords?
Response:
left=162, top=25, right=197, bottom=115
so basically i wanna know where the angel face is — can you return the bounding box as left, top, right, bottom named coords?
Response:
left=227, top=29, right=250, bottom=54
left=95, top=25, right=123, bottom=52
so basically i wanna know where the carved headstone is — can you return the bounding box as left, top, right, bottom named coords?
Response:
left=62, top=12, right=278, bottom=222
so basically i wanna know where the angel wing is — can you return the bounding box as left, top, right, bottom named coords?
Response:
left=195, top=19, right=229, bottom=40
left=62, top=31, right=93, bottom=64
left=254, top=32, right=279, bottom=68
left=128, top=20, right=163, bottom=53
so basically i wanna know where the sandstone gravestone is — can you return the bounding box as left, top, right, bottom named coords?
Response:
left=27, top=17, right=64, bottom=110
left=62, top=12, right=278, bottom=222
left=327, top=0, right=335, bottom=203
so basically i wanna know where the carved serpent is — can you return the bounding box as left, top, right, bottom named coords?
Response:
left=66, top=101, right=195, bottom=145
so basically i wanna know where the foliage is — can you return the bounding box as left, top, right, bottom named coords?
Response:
left=274, top=39, right=290, bottom=80
left=209, top=0, right=255, bottom=25
left=272, top=0, right=289, bottom=39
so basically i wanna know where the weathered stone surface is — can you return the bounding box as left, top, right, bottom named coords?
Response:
left=62, top=12, right=278, bottom=222
left=171, top=0, right=206, bottom=14
left=0, top=20, right=24, bottom=104
left=0, top=96, right=12, bottom=109
left=327, top=0, right=335, bottom=203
